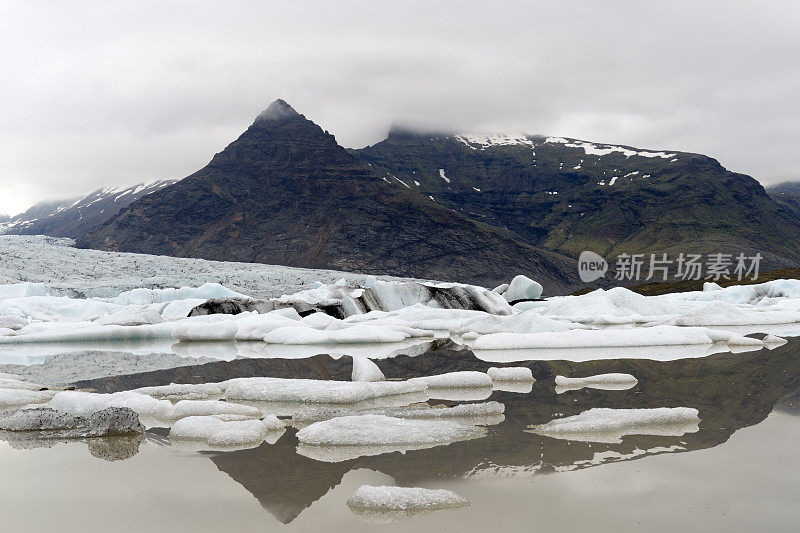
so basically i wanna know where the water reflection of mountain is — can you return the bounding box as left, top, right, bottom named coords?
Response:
left=199, top=340, right=800, bottom=524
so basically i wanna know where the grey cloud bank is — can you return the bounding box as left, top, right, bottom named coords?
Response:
left=0, top=0, right=798, bottom=215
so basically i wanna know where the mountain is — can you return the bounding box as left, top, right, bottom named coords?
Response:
left=3, top=180, right=176, bottom=239
left=77, top=100, right=577, bottom=293
left=1, top=197, right=82, bottom=233
left=767, top=182, right=800, bottom=223
left=352, top=129, right=800, bottom=270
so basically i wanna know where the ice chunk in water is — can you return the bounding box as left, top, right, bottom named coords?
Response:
left=555, top=373, right=638, bottom=393
left=291, top=401, right=505, bottom=428
left=351, top=356, right=385, bottom=382
left=0, top=377, right=46, bottom=390
left=169, top=415, right=282, bottom=449
left=0, top=388, right=56, bottom=408
left=528, top=407, right=700, bottom=443
left=409, top=371, right=492, bottom=389
left=48, top=390, right=174, bottom=420
left=224, top=377, right=426, bottom=404
left=133, top=383, right=224, bottom=401
left=502, top=275, right=543, bottom=302
left=487, top=367, right=534, bottom=382
left=296, top=414, right=484, bottom=446
left=96, top=307, right=163, bottom=326
left=347, top=485, right=470, bottom=523
left=170, top=400, right=263, bottom=420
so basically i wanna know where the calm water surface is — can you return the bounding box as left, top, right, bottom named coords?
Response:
left=0, top=340, right=798, bottom=532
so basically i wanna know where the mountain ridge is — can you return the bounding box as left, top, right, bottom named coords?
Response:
left=352, top=129, right=800, bottom=270
left=77, top=100, right=578, bottom=293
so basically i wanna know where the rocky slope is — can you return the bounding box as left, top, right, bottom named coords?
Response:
left=767, top=181, right=800, bottom=223
left=352, top=129, right=800, bottom=269
left=3, top=180, right=176, bottom=239
left=77, top=101, right=577, bottom=293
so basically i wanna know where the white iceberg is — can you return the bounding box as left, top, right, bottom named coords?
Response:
left=347, top=485, right=470, bottom=523
left=297, top=414, right=485, bottom=446
left=502, top=275, right=543, bottom=302
left=0, top=388, right=57, bottom=408
left=132, top=383, right=225, bottom=401
left=473, top=325, right=762, bottom=350
left=291, top=401, right=505, bottom=427
left=351, top=356, right=385, bottom=382
left=487, top=367, right=534, bottom=382
left=224, top=377, right=427, bottom=404
left=554, top=373, right=638, bottom=393
left=169, top=400, right=263, bottom=420
left=48, top=390, right=174, bottom=420
left=169, top=415, right=283, bottom=449
left=409, top=371, right=492, bottom=389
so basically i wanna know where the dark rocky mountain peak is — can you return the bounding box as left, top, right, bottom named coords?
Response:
left=255, top=99, right=301, bottom=122
left=78, top=101, right=577, bottom=293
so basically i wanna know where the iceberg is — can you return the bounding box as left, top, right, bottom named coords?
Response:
left=224, top=377, right=427, bottom=404
left=169, top=415, right=283, bottom=449
left=554, top=373, right=638, bottom=393
left=0, top=406, right=144, bottom=437
left=472, top=325, right=762, bottom=350
left=487, top=367, right=534, bottom=382
left=409, top=371, right=492, bottom=389
left=132, top=383, right=225, bottom=401
left=0, top=388, right=57, bottom=408
left=347, top=485, right=470, bottom=523
left=169, top=400, right=263, bottom=420
left=48, top=390, right=174, bottom=420
left=351, top=356, right=385, bottom=382
left=290, top=401, right=505, bottom=427
left=296, top=414, right=485, bottom=446
left=502, top=275, right=543, bottom=302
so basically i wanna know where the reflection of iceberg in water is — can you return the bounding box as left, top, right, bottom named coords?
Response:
left=526, top=407, right=700, bottom=444
left=473, top=342, right=761, bottom=363
left=172, top=338, right=437, bottom=361
left=0, top=431, right=144, bottom=461
left=198, top=340, right=800, bottom=524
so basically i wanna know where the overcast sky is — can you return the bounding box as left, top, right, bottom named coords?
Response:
left=1, top=0, right=798, bottom=216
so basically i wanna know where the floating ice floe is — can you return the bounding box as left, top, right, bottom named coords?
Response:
left=351, top=356, right=385, bottom=382
left=132, top=383, right=225, bottom=401
left=0, top=282, right=48, bottom=300
left=296, top=414, right=486, bottom=462
left=0, top=377, right=46, bottom=390
left=169, top=400, right=263, bottom=420
left=528, top=407, right=700, bottom=443
left=409, top=371, right=492, bottom=389
left=487, top=366, right=534, bottom=382
left=263, top=324, right=424, bottom=344
left=0, top=406, right=143, bottom=438
left=290, top=401, right=505, bottom=428
left=347, top=485, right=470, bottom=523
left=554, top=373, right=638, bottom=393
left=472, top=325, right=765, bottom=350
left=224, top=377, right=427, bottom=404
left=96, top=307, right=163, bottom=327
left=502, top=275, right=543, bottom=302
left=169, top=415, right=283, bottom=450
left=105, top=282, right=247, bottom=305
left=0, top=388, right=57, bottom=409
left=473, top=342, right=755, bottom=363
left=48, top=390, right=175, bottom=420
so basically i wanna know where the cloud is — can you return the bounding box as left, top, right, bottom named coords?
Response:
left=1, top=0, right=798, bottom=215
